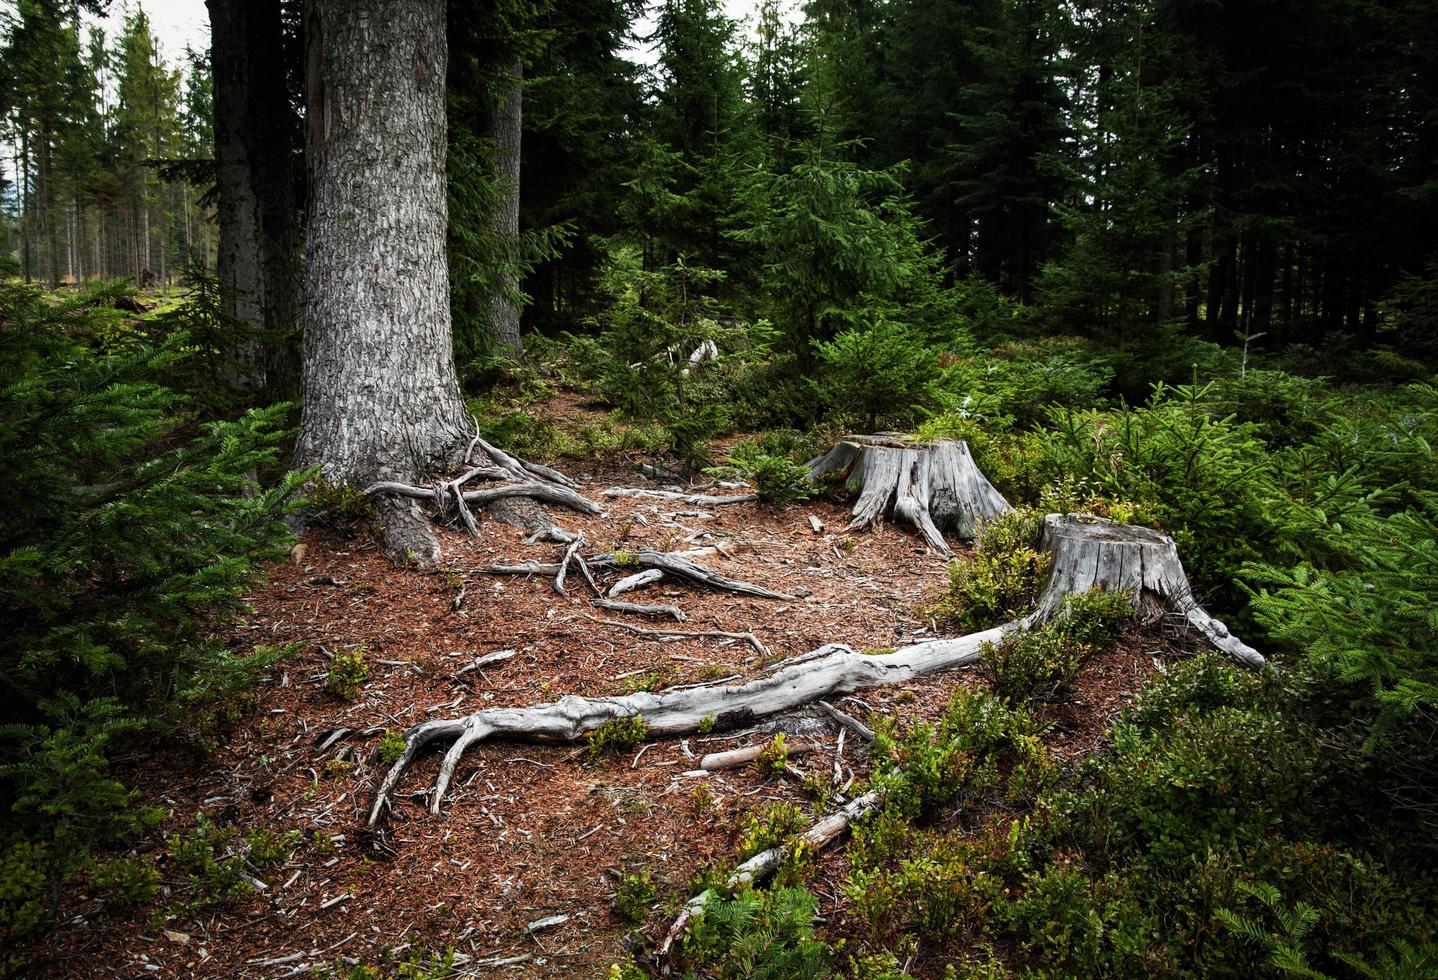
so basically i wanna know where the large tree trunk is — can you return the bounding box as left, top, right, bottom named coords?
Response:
left=207, top=0, right=302, bottom=390
left=295, top=0, right=472, bottom=559
left=485, top=59, right=524, bottom=359
left=295, top=0, right=469, bottom=483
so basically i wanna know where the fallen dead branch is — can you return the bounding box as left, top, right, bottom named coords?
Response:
left=580, top=614, right=768, bottom=656
left=590, top=597, right=687, bottom=621
left=698, top=740, right=815, bottom=771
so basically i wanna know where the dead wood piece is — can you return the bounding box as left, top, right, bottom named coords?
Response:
left=1035, top=513, right=1265, bottom=668
left=807, top=435, right=1010, bottom=553
left=581, top=614, right=768, bottom=656
left=808, top=514, right=824, bottom=534
left=526, top=526, right=578, bottom=545
left=456, top=650, right=517, bottom=676
left=591, top=550, right=796, bottom=601
left=554, top=533, right=587, bottom=595
left=658, top=790, right=883, bottom=961
left=477, top=561, right=562, bottom=576
left=699, top=741, right=815, bottom=771
left=608, top=567, right=664, bottom=597
left=590, top=597, right=687, bottom=621
left=817, top=700, right=875, bottom=741
left=601, top=487, right=759, bottom=506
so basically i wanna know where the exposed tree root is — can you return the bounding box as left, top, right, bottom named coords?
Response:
left=602, top=487, right=760, bottom=506
left=478, top=547, right=795, bottom=601
left=590, top=597, right=687, bottom=621
left=580, top=614, right=769, bottom=656
left=587, top=550, right=798, bottom=600
left=360, top=442, right=597, bottom=562
left=808, top=434, right=1010, bottom=553
left=366, top=513, right=1262, bottom=826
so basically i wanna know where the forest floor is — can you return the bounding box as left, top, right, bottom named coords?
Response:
left=31, top=393, right=1182, bottom=978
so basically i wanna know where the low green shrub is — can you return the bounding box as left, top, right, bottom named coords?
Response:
left=612, top=868, right=656, bottom=923
left=926, top=507, right=1050, bottom=632
left=586, top=715, right=648, bottom=762
left=91, top=855, right=160, bottom=908
left=326, top=647, right=369, bottom=701
left=981, top=588, right=1134, bottom=706
left=678, top=885, right=834, bottom=978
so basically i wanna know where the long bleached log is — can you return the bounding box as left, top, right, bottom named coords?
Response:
left=368, top=628, right=1012, bottom=824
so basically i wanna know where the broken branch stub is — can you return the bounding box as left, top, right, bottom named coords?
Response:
left=366, top=512, right=1261, bottom=824
left=808, top=434, right=1010, bottom=554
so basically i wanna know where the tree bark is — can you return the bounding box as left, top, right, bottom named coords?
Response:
left=295, top=0, right=470, bottom=491
left=208, top=0, right=303, bottom=389
left=486, top=59, right=524, bottom=359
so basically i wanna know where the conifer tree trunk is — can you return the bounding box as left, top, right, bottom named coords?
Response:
left=294, top=0, right=470, bottom=504
left=486, top=60, right=524, bottom=359
left=208, top=0, right=304, bottom=389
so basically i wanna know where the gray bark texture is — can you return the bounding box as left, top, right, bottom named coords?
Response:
left=294, top=0, right=470, bottom=491
left=486, top=61, right=523, bottom=359
left=208, top=0, right=301, bottom=389
left=808, top=434, right=1011, bottom=553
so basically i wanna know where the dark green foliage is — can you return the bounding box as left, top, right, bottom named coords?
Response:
left=677, top=885, right=834, bottom=978
left=814, top=316, right=938, bottom=427
left=927, top=507, right=1050, bottom=632
left=0, top=281, right=298, bottom=935
left=1038, top=382, right=1275, bottom=605
left=710, top=432, right=821, bottom=503
left=982, top=588, right=1134, bottom=706
left=871, top=688, right=1047, bottom=819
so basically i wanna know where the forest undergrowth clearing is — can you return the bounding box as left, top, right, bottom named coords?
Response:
left=36, top=439, right=1182, bottom=978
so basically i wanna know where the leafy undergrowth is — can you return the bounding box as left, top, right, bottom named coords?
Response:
left=8, top=363, right=1437, bottom=978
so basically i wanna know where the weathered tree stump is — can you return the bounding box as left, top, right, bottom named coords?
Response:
left=807, top=434, right=1010, bottom=553
left=1033, top=514, right=1264, bottom=668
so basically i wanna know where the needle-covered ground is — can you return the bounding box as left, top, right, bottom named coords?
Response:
left=31, top=422, right=1187, bottom=978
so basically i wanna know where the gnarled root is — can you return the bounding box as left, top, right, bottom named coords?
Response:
left=808, top=434, right=1010, bottom=554
left=366, top=513, right=1262, bottom=825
